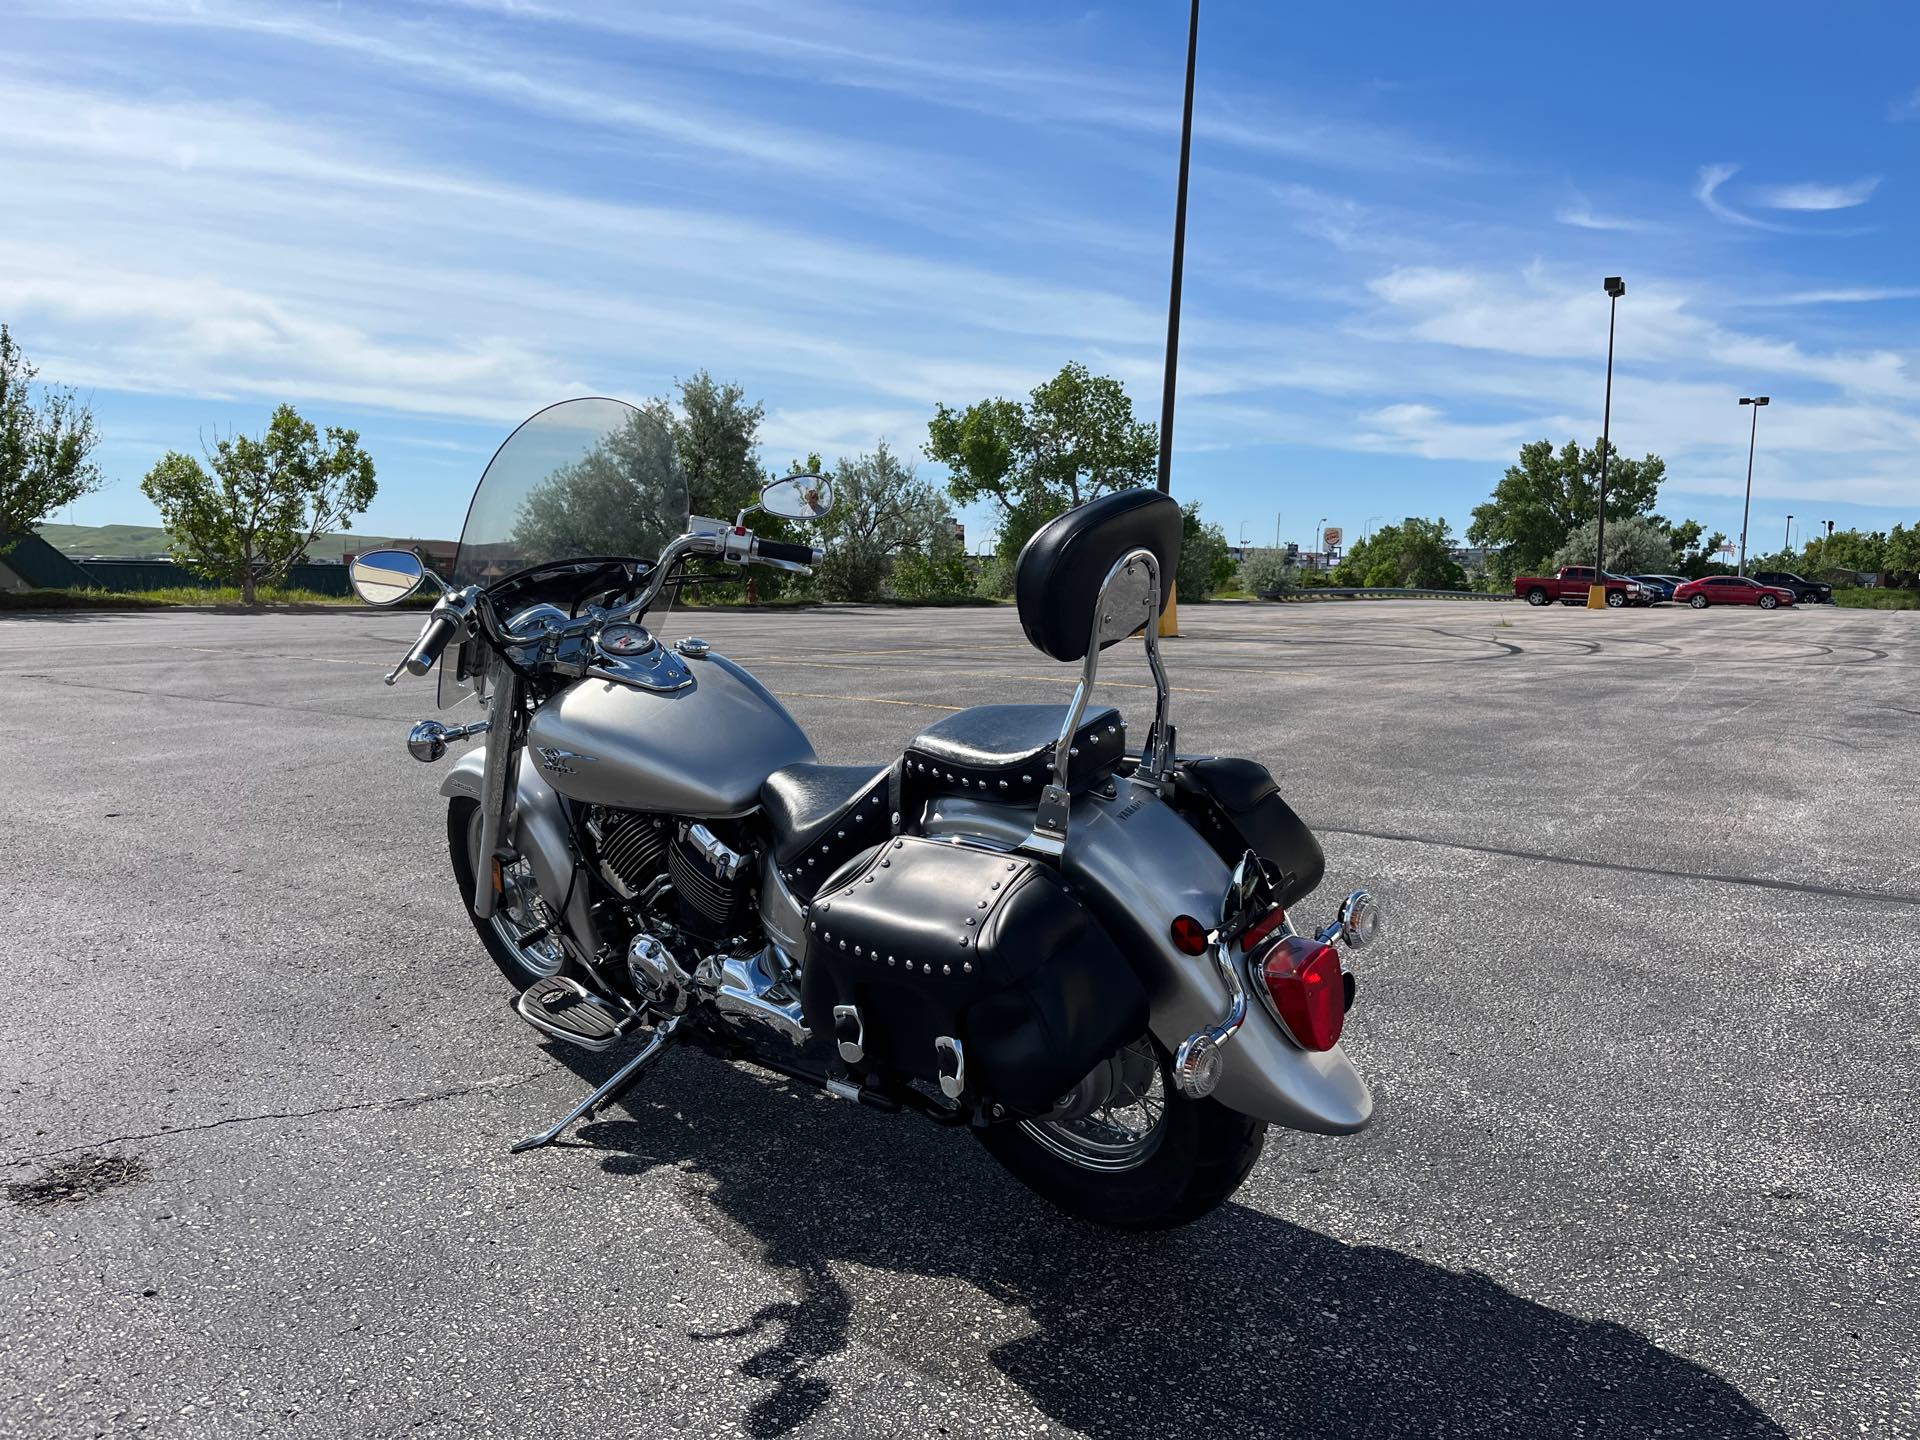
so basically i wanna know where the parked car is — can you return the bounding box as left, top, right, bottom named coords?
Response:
left=1673, top=575, right=1797, bottom=610
left=1629, top=574, right=1680, bottom=601
left=1752, top=570, right=1834, bottom=605
left=1513, top=566, right=1650, bottom=607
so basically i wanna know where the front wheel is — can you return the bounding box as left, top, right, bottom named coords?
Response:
left=447, top=796, right=569, bottom=989
left=976, top=1038, right=1267, bottom=1229
left=1689, top=594, right=1710, bottom=609
left=1605, top=589, right=1627, bottom=608
left=1759, top=593, right=1779, bottom=610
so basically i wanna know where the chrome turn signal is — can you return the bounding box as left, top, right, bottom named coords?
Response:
left=1336, top=889, right=1383, bottom=950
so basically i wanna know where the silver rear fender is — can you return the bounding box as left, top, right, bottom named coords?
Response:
left=922, top=787, right=1373, bottom=1135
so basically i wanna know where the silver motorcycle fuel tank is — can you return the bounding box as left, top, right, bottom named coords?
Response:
left=524, top=654, right=815, bottom=816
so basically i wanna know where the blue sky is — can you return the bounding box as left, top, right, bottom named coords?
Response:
left=4, top=1, right=1917, bottom=553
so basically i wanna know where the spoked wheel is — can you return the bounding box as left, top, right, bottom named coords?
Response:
left=1526, top=588, right=1548, bottom=606
left=1606, top=589, right=1627, bottom=608
left=447, top=797, right=568, bottom=988
left=978, top=1036, right=1267, bottom=1229
left=1759, top=593, right=1779, bottom=610
left=1689, top=594, right=1710, bottom=609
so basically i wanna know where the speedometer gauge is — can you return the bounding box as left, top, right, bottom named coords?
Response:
left=597, top=623, right=657, bottom=659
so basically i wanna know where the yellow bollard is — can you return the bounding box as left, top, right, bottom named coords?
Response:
left=1587, top=584, right=1609, bottom=609
left=1159, top=580, right=1181, bottom=636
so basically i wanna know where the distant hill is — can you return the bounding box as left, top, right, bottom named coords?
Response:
left=36, top=523, right=446, bottom=562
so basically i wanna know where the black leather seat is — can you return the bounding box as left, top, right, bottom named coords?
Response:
left=903, top=703, right=1126, bottom=803
left=761, top=763, right=893, bottom=878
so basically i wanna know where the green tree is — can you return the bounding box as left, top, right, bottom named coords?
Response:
left=1334, top=517, right=1467, bottom=590
left=927, top=361, right=1158, bottom=560
left=1805, top=527, right=1890, bottom=578
left=1650, top=515, right=1729, bottom=578
left=675, top=372, right=765, bottom=520
left=890, top=527, right=973, bottom=601
left=1237, top=548, right=1296, bottom=597
left=1549, top=515, right=1676, bottom=577
left=1176, top=502, right=1235, bottom=602
left=813, top=441, right=949, bottom=602
left=1, top=324, right=103, bottom=544
left=140, top=404, right=377, bottom=605
left=1469, top=438, right=1666, bottom=583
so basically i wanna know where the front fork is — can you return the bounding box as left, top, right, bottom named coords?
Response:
left=470, top=653, right=526, bottom=921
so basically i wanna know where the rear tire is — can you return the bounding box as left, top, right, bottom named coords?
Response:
left=1526, top=587, right=1548, bottom=606
left=978, top=1042, right=1267, bottom=1229
left=1689, top=594, right=1710, bottom=609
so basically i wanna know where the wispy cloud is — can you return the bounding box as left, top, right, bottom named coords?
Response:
left=1694, top=163, right=1788, bottom=231
left=1890, top=87, right=1920, bottom=121
left=1770, top=288, right=1920, bottom=306
left=1555, top=203, right=1648, bottom=233
left=1755, top=177, right=1880, bottom=211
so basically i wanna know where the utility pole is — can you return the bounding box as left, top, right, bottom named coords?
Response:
left=1156, top=0, right=1200, bottom=639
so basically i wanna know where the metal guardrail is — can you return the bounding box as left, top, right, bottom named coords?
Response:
left=1259, top=587, right=1518, bottom=602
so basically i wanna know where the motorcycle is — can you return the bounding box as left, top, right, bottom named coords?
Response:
left=352, top=397, right=1382, bottom=1229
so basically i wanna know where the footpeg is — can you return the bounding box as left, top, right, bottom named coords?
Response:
left=514, top=975, right=634, bottom=1052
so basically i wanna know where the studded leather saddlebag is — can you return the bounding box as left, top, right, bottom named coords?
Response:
left=799, top=836, right=1149, bottom=1112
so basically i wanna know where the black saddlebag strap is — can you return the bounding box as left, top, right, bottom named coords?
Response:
left=1172, top=757, right=1325, bottom=908
left=802, top=835, right=1146, bottom=1111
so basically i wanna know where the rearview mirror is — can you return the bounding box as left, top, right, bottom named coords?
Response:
left=350, top=548, right=428, bottom=606
left=759, top=474, right=835, bottom=521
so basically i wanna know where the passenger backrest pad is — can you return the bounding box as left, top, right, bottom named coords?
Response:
left=1014, top=489, right=1182, bottom=662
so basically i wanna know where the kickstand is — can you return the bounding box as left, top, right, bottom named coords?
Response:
left=511, top=1015, right=682, bottom=1153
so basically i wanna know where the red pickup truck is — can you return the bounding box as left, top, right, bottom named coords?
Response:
left=1514, top=567, right=1651, bottom=607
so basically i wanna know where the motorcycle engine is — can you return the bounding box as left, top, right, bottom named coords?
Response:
left=586, top=806, right=753, bottom=944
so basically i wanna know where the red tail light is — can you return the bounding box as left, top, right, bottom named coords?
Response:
left=1240, top=905, right=1289, bottom=952
left=1259, top=937, right=1345, bottom=1051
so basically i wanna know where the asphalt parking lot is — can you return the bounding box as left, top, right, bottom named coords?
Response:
left=3, top=597, right=1916, bottom=1438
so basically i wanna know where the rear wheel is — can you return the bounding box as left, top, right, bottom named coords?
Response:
left=1689, top=594, right=1710, bottom=609
left=447, top=797, right=569, bottom=989
left=1526, top=587, right=1548, bottom=606
left=977, top=1037, right=1267, bottom=1229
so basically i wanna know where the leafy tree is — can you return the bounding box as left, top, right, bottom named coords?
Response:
left=1469, top=439, right=1666, bottom=583
left=1334, top=516, right=1467, bottom=590
left=927, top=361, right=1158, bottom=560
left=1176, top=502, right=1235, bottom=602
left=1237, top=548, right=1296, bottom=597
left=1650, top=515, right=1729, bottom=578
left=890, top=527, right=973, bottom=601
left=813, top=441, right=949, bottom=602
left=1549, top=515, right=1676, bottom=577
left=510, top=401, right=686, bottom=572
left=1803, top=527, right=1889, bottom=578
left=676, top=372, right=765, bottom=520
left=141, top=405, right=376, bottom=605
left=1, top=324, right=103, bottom=545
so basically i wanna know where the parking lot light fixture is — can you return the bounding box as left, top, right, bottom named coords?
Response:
left=1737, top=396, right=1770, bottom=576
left=1785, top=514, right=1794, bottom=555
left=1590, top=276, right=1625, bottom=609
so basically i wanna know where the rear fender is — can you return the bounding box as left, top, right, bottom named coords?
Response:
left=921, top=786, right=1373, bottom=1135
left=440, top=750, right=595, bottom=961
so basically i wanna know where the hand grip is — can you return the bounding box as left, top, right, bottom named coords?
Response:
left=403, top=612, right=460, bottom=676
left=753, top=538, right=823, bottom=567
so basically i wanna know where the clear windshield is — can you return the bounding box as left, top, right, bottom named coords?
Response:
left=438, top=397, right=689, bottom=707
left=449, top=397, right=689, bottom=588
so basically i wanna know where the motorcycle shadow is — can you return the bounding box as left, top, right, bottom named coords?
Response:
left=557, top=1048, right=1782, bottom=1440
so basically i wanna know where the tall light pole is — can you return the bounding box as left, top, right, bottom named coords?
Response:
left=1156, top=0, right=1200, bottom=638
left=1315, top=517, right=1327, bottom=564
left=1785, top=514, right=1794, bottom=556
left=1365, top=514, right=1383, bottom=542
left=1590, top=275, right=1626, bottom=608
left=1737, top=395, right=1770, bottom=576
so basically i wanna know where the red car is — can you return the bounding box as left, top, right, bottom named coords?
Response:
left=1674, top=575, right=1797, bottom=610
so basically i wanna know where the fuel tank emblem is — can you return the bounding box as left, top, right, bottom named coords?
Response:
left=536, top=746, right=595, bottom=775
